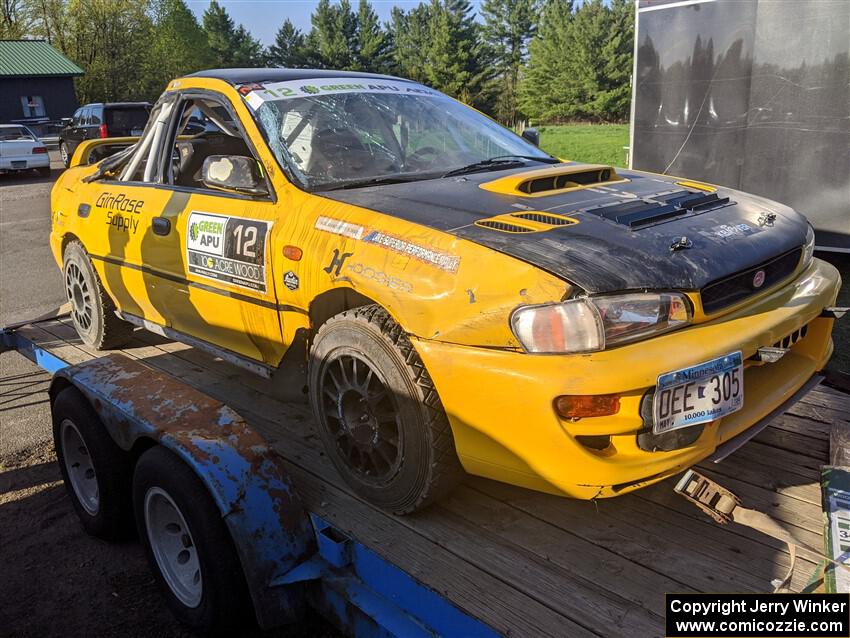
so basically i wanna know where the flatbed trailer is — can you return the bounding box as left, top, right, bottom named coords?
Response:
left=3, top=314, right=848, bottom=637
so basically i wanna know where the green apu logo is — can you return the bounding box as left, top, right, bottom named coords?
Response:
left=300, top=85, right=320, bottom=95
left=189, top=222, right=199, bottom=241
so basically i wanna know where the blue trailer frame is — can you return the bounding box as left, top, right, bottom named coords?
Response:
left=2, top=323, right=499, bottom=638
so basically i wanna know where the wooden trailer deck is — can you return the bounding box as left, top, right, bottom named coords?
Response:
left=15, top=317, right=849, bottom=637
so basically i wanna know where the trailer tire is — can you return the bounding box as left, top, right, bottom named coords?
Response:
left=133, top=446, right=254, bottom=635
left=63, top=240, right=133, bottom=349
left=52, top=386, right=134, bottom=539
left=309, top=304, right=464, bottom=514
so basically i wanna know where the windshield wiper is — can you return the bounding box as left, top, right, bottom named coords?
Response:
left=442, top=155, right=560, bottom=178
left=320, top=174, right=429, bottom=191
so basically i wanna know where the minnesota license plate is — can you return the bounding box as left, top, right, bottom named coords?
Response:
left=653, top=352, right=743, bottom=434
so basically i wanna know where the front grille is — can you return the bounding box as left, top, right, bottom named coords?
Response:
left=701, top=247, right=802, bottom=314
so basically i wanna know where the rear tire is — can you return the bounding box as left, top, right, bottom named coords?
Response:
left=309, top=305, right=463, bottom=514
left=59, top=141, right=70, bottom=167
left=63, top=240, right=133, bottom=349
left=52, top=386, right=134, bottom=539
left=133, top=446, right=255, bottom=635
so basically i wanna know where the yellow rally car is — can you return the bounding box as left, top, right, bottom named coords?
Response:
left=50, top=69, right=842, bottom=513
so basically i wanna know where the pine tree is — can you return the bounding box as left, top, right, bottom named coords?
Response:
left=145, top=0, right=211, bottom=95
left=268, top=18, right=307, bottom=68
left=388, top=4, right=432, bottom=83
left=309, top=0, right=357, bottom=69
left=518, top=0, right=575, bottom=121
left=202, top=0, right=264, bottom=67
left=480, top=0, right=539, bottom=124
left=353, top=0, right=388, bottom=72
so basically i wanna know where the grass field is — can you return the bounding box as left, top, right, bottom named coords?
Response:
left=537, top=123, right=630, bottom=166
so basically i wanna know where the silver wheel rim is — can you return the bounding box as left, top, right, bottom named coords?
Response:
left=60, top=144, right=68, bottom=163
left=65, top=261, right=93, bottom=333
left=144, top=487, right=203, bottom=608
left=60, top=418, right=99, bottom=515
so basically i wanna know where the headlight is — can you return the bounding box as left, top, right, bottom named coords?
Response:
left=802, top=224, right=815, bottom=268
left=511, top=292, right=691, bottom=354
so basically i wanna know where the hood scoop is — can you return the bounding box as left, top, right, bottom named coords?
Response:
left=480, top=163, right=627, bottom=197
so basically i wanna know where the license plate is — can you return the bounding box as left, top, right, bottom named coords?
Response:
left=130, top=127, right=143, bottom=136
left=11, top=160, right=25, bottom=168
left=653, top=352, right=743, bottom=434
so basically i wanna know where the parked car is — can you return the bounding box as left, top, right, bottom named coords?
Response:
left=0, top=124, right=50, bottom=177
left=59, top=102, right=151, bottom=167
left=50, top=69, right=842, bottom=515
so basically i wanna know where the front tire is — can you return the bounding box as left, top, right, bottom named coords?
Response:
left=52, top=386, right=134, bottom=539
left=133, top=446, right=255, bottom=635
left=309, top=305, right=463, bottom=514
left=63, top=240, right=133, bottom=349
left=59, top=141, right=70, bottom=167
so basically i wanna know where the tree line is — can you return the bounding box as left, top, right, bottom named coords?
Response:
left=0, top=0, right=634, bottom=124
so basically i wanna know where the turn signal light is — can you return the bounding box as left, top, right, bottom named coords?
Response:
left=283, top=245, right=303, bottom=261
left=554, top=394, right=621, bottom=419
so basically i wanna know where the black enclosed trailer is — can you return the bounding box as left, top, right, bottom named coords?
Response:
left=629, top=0, right=850, bottom=251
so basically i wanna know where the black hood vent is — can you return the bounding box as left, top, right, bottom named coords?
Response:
left=589, top=190, right=731, bottom=228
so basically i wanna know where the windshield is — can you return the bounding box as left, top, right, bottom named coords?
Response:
left=244, top=79, right=552, bottom=191
left=0, top=126, right=35, bottom=141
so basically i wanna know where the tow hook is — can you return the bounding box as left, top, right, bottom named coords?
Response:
left=821, top=307, right=848, bottom=319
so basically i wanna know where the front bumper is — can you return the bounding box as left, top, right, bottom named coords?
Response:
left=413, top=257, right=841, bottom=499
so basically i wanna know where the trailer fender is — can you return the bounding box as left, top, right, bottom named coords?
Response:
left=49, top=353, right=316, bottom=628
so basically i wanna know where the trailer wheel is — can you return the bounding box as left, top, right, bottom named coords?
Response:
left=309, top=304, right=463, bottom=514
left=52, top=386, right=133, bottom=539
left=63, top=240, right=133, bottom=349
left=133, top=446, right=254, bottom=634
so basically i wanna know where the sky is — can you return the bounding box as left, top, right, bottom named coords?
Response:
left=186, top=0, right=484, bottom=46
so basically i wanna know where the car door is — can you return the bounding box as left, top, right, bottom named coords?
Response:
left=147, top=92, right=286, bottom=367
left=73, top=101, right=179, bottom=326
left=71, top=107, right=89, bottom=153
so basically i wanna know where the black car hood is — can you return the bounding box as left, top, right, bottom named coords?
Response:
left=321, top=164, right=808, bottom=293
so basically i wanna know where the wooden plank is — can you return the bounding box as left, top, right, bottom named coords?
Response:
left=752, top=427, right=829, bottom=461
left=767, top=413, right=831, bottom=442
left=799, top=386, right=850, bottom=411
left=472, top=478, right=816, bottom=594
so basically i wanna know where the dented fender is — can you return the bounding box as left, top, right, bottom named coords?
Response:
left=49, top=354, right=315, bottom=629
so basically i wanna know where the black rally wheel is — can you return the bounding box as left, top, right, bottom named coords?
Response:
left=52, top=386, right=134, bottom=539
left=133, top=446, right=255, bottom=635
left=309, top=304, right=464, bottom=514
left=63, top=240, right=133, bottom=349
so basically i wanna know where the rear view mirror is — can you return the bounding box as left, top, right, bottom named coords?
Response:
left=521, top=128, right=540, bottom=146
left=202, top=155, right=267, bottom=196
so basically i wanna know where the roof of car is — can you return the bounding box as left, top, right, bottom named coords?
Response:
left=185, top=68, right=412, bottom=86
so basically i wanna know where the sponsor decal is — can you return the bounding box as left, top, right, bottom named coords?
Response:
left=243, top=77, right=447, bottom=110
left=362, top=230, right=460, bottom=273
left=698, top=222, right=762, bottom=243
left=96, top=191, right=144, bottom=234
left=323, top=249, right=353, bottom=276
left=283, top=270, right=300, bottom=291
left=346, top=262, right=412, bottom=293
left=315, top=216, right=364, bottom=240
left=185, top=212, right=271, bottom=292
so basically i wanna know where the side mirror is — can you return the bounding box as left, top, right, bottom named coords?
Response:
left=61, top=117, right=72, bottom=126
left=521, top=127, right=540, bottom=147
left=202, top=155, right=267, bottom=196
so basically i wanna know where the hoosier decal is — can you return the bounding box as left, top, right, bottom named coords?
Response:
left=186, top=212, right=271, bottom=292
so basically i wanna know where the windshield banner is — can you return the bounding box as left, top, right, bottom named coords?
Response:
left=242, top=78, right=446, bottom=109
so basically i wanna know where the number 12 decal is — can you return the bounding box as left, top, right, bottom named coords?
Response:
left=186, top=212, right=271, bottom=292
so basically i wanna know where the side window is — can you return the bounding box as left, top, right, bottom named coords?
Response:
left=89, top=107, right=102, bottom=125
left=81, top=107, right=91, bottom=125
left=163, top=95, right=264, bottom=196
left=71, top=108, right=83, bottom=126
left=118, top=101, right=175, bottom=183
